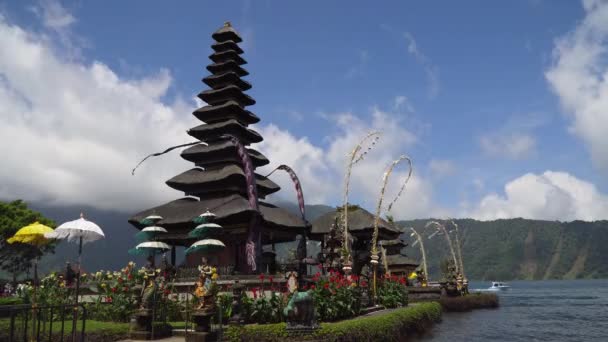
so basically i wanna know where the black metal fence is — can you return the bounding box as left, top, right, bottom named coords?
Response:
left=0, top=303, right=86, bottom=342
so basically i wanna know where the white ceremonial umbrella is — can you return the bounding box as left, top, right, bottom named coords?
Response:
left=46, top=214, right=105, bottom=301
left=45, top=213, right=104, bottom=338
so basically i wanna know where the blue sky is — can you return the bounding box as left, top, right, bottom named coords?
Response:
left=1, top=0, right=608, bottom=220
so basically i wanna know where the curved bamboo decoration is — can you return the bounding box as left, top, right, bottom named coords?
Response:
left=409, top=227, right=428, bottom=279
left=371, top=155, right=413, bottom=299
left=449, top=220, right=465, bottom=279
left=425, top=221, right=459, bottom=274
left=340, top=131, right=381, bottom=263
left=371, top=155, right=413, bottom=257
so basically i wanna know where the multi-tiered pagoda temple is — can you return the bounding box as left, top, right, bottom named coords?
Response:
left=129, top=23, right=309, bottom=274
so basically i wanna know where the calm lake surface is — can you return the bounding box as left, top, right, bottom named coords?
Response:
left=415, top=279, right=608, bottom=341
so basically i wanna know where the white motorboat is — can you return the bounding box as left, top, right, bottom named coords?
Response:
left=487, top=281, right=510, bottom=291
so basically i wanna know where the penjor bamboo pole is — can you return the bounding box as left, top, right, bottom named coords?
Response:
left=409, top=227, right=428, bottom=280
left=426, top=221, right=459, bottom=274
left=371, top=155, right=413, bottom=302
left=449, top=220, right=465, bottom=279
left=341, top=131, right=381, bottom=266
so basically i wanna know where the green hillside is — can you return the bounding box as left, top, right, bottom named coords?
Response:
left=397, top=219, right=608, bottom=281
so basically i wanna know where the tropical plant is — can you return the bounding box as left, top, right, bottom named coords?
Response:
left=377, top=275, right=408, bottom=308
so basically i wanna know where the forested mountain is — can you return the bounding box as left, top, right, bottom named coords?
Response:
left=2, top=200, right=607, bottom=281
left=398, top=219, right=608, bottom=281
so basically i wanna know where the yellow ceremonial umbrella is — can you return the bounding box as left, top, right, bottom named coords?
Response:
left=7, top=222, right=55, bottom=246
left=7, top=222, right=54, bottom=340
left=408, top=271, right=418, bottom=280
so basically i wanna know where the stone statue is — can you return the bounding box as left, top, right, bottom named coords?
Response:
left=284, top=291, right=318, bottom=332
left=285, top=271, right=298, bottom=294
left=140, top=277, right=157, bottom=310
left=193, top=258, right=218, bottom=311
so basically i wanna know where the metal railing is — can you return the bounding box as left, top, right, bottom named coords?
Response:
left=0, top=303, right=86, bottom=342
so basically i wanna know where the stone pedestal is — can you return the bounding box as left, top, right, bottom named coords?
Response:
left=186, top=309, right=218, bottom=342
left=129, top=309, right=152, bottom=340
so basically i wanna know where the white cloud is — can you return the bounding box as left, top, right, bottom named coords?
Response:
left=429, top=159, right=456, bottom=179
left=479, top=133, right=536, bottom=160
left=0, top=10, right=445, bottom=220
left=404, top=32, right=440, bottom=98
left=30, top=0, right=75, bottom=31
left=465, top=171, right=608, bottom=221
left=257, top=105, right=446, bottom=219
left=0, top=13, right=193, bottom=212
left=546, top=0, right=608, bottom=173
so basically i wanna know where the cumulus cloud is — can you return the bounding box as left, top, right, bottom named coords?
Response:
left=429, top=159, right=456, bottom=179
left=465, top=171, right=608, bottom=221
left=479, top=133, right=536, bottom=160
left=257, top=104, right=446, bottom=219
left=0, top=13, right=194, bottom=212
left=0, top=10, right=443, bottom=219
left=546, top=0, right=608, bottom=173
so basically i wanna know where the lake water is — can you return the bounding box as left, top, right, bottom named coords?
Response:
left=415, top=279, right=608, bottom=341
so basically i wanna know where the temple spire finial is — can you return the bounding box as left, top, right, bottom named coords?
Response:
left=224, top=21, right=231, bottom=27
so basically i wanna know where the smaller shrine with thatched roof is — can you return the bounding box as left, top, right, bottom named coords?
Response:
left=380, top=239, right=419, bottom=277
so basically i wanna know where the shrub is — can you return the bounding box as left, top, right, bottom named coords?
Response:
left=308, top=270, right=362, bottom=321
left=224, top=302, right=442, bottom=342
left=377, top=275, right=408, bottom=308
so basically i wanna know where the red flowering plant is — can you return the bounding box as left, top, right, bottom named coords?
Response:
left=240, top=273, right=288, bottom=324
left=309, top=270, right=362, bottom=321
left=377, top=274, right=408, bottom=308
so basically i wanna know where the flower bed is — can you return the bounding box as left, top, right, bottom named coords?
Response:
left=224, top=302, right=442, bottom=342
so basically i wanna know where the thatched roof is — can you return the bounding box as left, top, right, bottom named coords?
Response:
left=211, top=40, right=243, bottom=54
left=187, top=119, right=262, bottom=145
left=166, top=165, right=279, bottom=197
left=198, top=85, right=255, bottom=106
left=206, top=61, right=249, bottom=77
left=380, top=239, right=407, bottom=248
left=128, top=195, right=308, bottom=234
left=310, top=207, right=401, bottom=241
left=385, top=254, right=419, bottom=267
left=181, top=141, right=268, bottom=167
left=209, top=50, right=246, bottom=65
left=203, top=73, right=252, bottom=92
left=193, top=100, right=258, bottom=124
left=212, top=23, right=242, bottom=43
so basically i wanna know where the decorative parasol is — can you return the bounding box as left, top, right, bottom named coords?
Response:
left=135, top=226, right=168, bottom=242
left=192, top=210, right=216, bottom=224
left=128, top=241, right=171, bottom=256
left=45, top=213, right=104, bottom=314
left=7, top=222, right=55, bottom=338
left=139, top=214, right=163, bottom=226
left=185, top=239, right=226, bottom=255
left=8, top=222, right=55, bottom=246
left=188, top=223, right=222, bottom=239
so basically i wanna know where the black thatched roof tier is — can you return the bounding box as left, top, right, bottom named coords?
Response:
left=212, top=40, right=243, bottom=54
left=187, top=119, right=262, bottom=145
left=198, top=85, right=255, bottom=106
left=212, top=23, right=242, bottom=43
left=210, top=50, right=246, bottom=65
left=385, top=254, right=419, bottom=267
left=193, top=100, right=258, bottom=125
left=166, top=165, right=280, bottom=197
left=128, top=195, right=308, bottom=235
left=181, top=141, right=269, bottom=167
left=207, top=61, right=249, bottom=77
left=310, top=208, right=401, bottom=241
left=380, top=239, right=407, bottom=248
left=203, top=72, right=252, bottom=91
